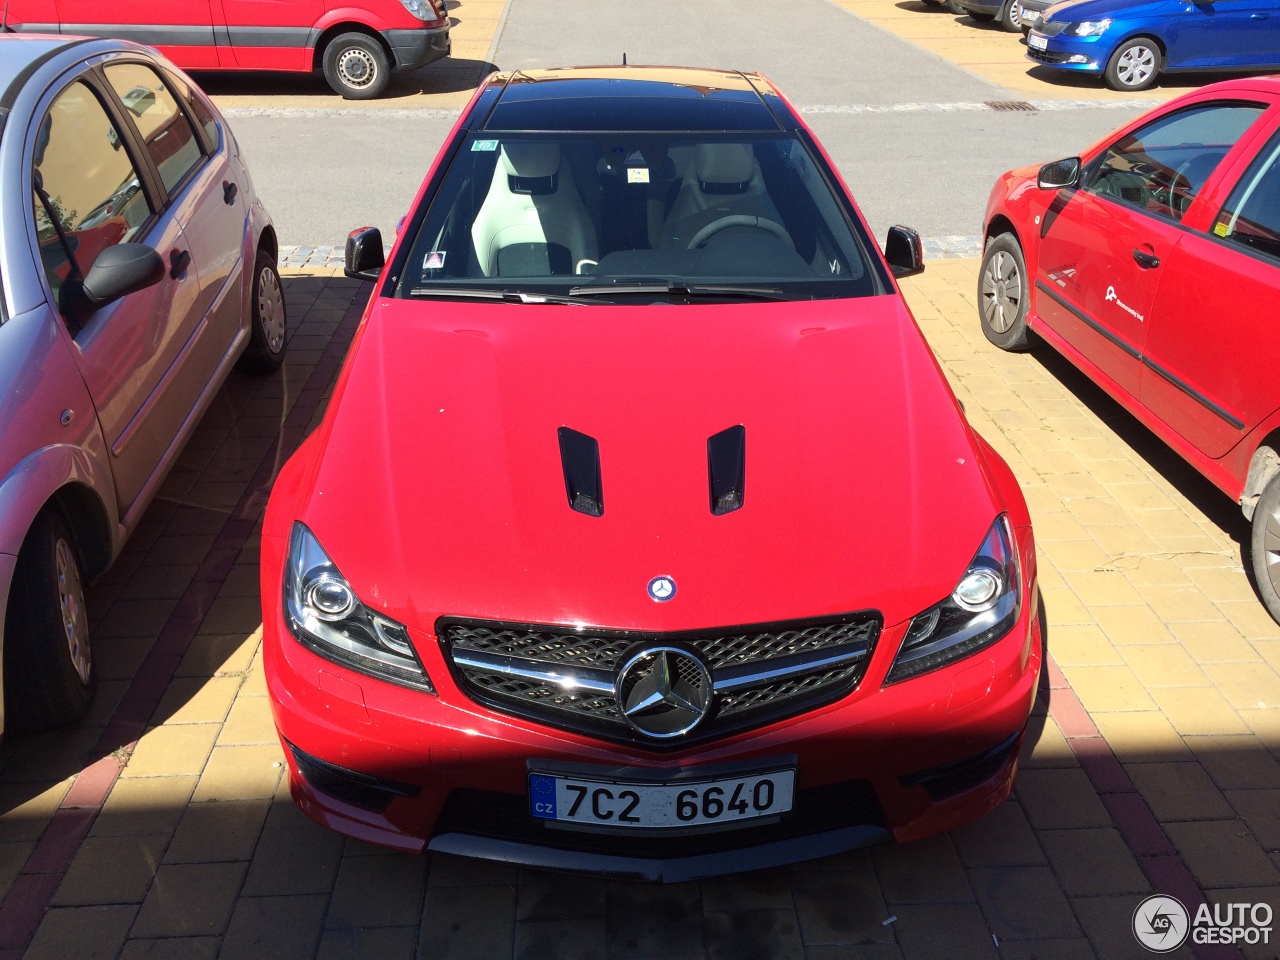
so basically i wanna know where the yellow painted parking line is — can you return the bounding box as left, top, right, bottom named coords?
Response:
left=204, top=0, right=511, bottom=112
left=825, top=0, right=1173, bottom=102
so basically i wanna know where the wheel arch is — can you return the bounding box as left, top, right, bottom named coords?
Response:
left=1242, top=437, right=1280, bottom=522
left=258, top=223, right=278, bottom=265
left=1114, top=31, right=1168, bottom=63
left=985, top=214, right=1021, bottom=247
left=311, top=23, right=395, bottom=72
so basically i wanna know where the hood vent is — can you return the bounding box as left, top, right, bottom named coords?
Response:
left=558, top=427, right=604, bottom=517
left=708, top=425, right=746, bottom=515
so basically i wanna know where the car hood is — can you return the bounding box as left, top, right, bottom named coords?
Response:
left=1042, top=0, right=1165, bottom=20
left=299, top=295, right=1002, bottom=635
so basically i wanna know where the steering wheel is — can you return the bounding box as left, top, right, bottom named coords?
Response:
left=1095, top=168, right=1151, bottom=208
left=687, top=215, right=794, bottom=250
left=1167, top=154, right=1217, bottom=220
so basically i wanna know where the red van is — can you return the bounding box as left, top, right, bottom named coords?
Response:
left=5, top=0, right=451, bottom=99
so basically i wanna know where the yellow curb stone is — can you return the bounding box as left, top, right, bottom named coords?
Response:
left=1119, top=645, right=1210, bottom=688
left=1048, top=624, right=1123, bottom=667
left=1202, top=662, right=1280, bottom=711
left=1059, top=664, right=1157, bottom=713
left=123, top=725, right=222, bottom=779
left=1092, top=711, right=1192, bottom=763
left=192, top=744, right=286, bottom=802
left=153, top=676, right=243, bottom=725
left=1150, top=687, right=1252, bottom=737
left=1091, top=605, right=1177, bottom=645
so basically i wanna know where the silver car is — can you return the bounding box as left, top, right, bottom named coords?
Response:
left=0, top=36, right=285, bottom=734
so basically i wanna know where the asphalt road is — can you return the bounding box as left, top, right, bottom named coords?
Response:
left=227, top=0, right=1156, bottom=250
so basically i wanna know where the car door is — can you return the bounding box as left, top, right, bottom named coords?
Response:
left=1140, top=120, right=1280, bottom=458
left=52, top=0, right=221, bottom=69
left=1168, top=0, right=1280, bottom=67
left=102, top=60, right=247, bottom=383
left=1034, top=100, right=1265, bottom=397
left=214, top=0, right=323, bottom=71
left=31, top=75, right=204, bottom=518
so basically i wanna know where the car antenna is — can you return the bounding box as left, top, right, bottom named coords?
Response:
left=622, top=52, right=627, bottom=65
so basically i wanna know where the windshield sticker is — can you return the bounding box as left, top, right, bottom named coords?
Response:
left=1105, top=285, right=1144, bottom=322
left=627, top=167, right=650, bottom=184
left=423, top=251, right=446, bottom=270
left=1213, top=221, right=1230, bottom=237
left=472, top=139, right=499, bottom=152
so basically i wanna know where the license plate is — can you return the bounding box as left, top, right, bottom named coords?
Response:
left=529, top=769, right=795, bottom=829
left=1028, top=33, right=1048, bottom=50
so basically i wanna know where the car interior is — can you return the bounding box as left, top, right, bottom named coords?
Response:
left=407, top=134, right=878, bottom=296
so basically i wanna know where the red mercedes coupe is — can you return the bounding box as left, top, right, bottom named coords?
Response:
left=261, top=66, right=1042, bottom=880
left=978, top=77, right=1280, bottom=625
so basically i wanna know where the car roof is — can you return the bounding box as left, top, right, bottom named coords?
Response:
left=0, top=35, right=86, bottom=105
left=478, top=66, right=789, bottom=132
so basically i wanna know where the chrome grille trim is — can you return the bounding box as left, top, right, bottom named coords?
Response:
left=438, top=612, right=882, bottom=748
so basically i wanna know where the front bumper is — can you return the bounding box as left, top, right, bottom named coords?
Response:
left=383, top=24, right=450, bottom=72
left=262, top=531, right=1041, bottom=879
left=1025, top=32, right=1110, bottom=72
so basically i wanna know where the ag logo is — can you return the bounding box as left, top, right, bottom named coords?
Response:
left=646, top=576, right=676, bottom=603
left=1133, top=895, right=1190, bottom=953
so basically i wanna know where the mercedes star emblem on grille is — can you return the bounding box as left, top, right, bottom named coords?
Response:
left=615, top=646, right=712, bottom=738
left=646, top=575, right=676, bottom=602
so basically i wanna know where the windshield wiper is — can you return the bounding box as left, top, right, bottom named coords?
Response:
left=569, top=281, right=794, bottom=301
left=408, top=287, right=598, bottom=305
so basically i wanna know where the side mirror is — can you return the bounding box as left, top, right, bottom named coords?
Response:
left=884, top=225, right=924, bottom=279
left=81, top=243, right=165, bottom=308
left=1038, top=157, right=1081, bottom=190
left=345, top=226, right=384, bottom=281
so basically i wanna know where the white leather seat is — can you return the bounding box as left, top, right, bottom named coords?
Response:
left=660, top=143, right=783, bottom=249
left=470, top=143, right=598, bottom=277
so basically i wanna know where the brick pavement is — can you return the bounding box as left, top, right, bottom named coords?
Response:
left=0, top=262, right=1276, bottom=959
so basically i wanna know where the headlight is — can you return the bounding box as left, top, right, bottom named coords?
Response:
left=284, top=523, right=435, bottom=693
left=885, top=516, right=1021, bottom=684
left=398, top=0, right=437, bottom=19
left=1066, top=18, right=1111, bottom=35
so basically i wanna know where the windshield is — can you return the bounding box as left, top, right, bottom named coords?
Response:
left=396, top=132, right=883, bottom=301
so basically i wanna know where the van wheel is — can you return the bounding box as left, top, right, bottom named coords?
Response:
left=322, top=33, right=391, bottom=100
left=236, top=249, right=287, bottom=374
left=1250, top=472, right=1280, bottom=626
left=3, top=508, right=95, bottom=733
left=979, top=233, right=1031, bottom=351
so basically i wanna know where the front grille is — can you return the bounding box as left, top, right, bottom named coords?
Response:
left=1027, top=47, right=1071, bottom=64
left=438, top=612, right=881, bottom=748
left=433, top=779, right=885, bottom=859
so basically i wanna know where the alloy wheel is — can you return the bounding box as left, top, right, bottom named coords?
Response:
left=55, top=538, right=91, bottom=686
left=1117, top=45, right=1156, bottom=88
left=1264, top=500, right=1280, bottom=598
left=1008, top=1, right=1021, bottom=26
left=258, top=266, right=286, bottom=354
left=980, top=250, right=1021, bottom=333
left=337, top=48, right=378, bottom=90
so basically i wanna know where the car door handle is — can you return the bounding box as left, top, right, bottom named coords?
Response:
left=169, top=249, right=191, bottom=279
left=1251, top=12, right=1269, bottom=18
left=1132, top=248, right=1160, bottom=269
left=222, top=180, right=238, bottom=205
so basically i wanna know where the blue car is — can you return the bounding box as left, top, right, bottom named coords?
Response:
left=1026, top=0, right=1280, bottom=91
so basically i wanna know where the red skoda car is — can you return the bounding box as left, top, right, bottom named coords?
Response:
left=979, top=77, right=1280, bottom=625
left=262, top=67, right=1042, bottom=880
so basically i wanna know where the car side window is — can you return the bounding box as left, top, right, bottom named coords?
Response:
left=103, top=63, right=204, bottom=195
left=163, top=68, right=219, bottom=148
left=1211, top=130, right=1280, bottom=262
left=1086, top=102, right=1264, bottom=222
left=32, top=81, right=152, bottom=312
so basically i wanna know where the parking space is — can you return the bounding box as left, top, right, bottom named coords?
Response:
left=0, top=263, right=1274, bottom=959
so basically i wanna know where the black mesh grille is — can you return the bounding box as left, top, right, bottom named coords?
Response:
left=1027, top=48, right=1071, bottom=64
left=439, top=613, right=880, bottom=748
left=433, top=779, right=885, bottom=859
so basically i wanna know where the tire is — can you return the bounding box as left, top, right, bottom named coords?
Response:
left=978, top=233, right=1031, bottom=351
left=236, top=249, right=287, bottom=374
left=321, top=32, right=391, bottom=100
left=1250, top=471, right=1280, bottom=626
left=3, top=508, right=95, bottom=733
left=1000, top=0, right=1023, bottom=31
left=920, top=0, right=944, bottom=5
left=1104, top=37, right=1161, bottom=91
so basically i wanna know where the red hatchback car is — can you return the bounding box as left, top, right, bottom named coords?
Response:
left=5, top=0, right=450, bottom=98
left=979, top=77, right=1280, bottom=625
left=262, top=67, right=1042, bottom=880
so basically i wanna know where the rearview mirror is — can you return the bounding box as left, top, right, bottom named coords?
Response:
left=884, top=225, right=924, bottom=279
left=1038, top=157, right=1081, bottom=190
left=345, top=226, right=384, bottom=281
left=81, top=243, right=165, bottom=308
